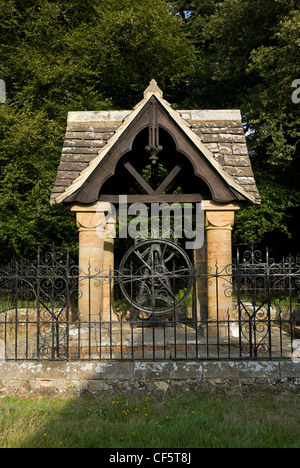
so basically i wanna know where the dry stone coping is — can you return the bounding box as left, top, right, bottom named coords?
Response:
left=1, top=360, right=300, bottom=398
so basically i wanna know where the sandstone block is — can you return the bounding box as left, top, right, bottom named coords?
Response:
left=232, top=144, right=248, bottom=155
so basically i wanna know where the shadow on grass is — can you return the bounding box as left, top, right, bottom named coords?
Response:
left=4, top=387, right=300, bottom=449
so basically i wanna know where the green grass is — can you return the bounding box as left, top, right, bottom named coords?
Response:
left=0, top=390, right=300, bottom=448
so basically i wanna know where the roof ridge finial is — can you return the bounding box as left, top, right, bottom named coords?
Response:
left=143, top=79, right=163, bottom=99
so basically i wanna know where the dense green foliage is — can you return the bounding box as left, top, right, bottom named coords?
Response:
left=170, top=0, right=300, bottom=254
left=0, top=0, right=195, bottom=262
left=0, top=0, right=299, bottom=262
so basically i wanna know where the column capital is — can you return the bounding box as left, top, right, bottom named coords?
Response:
left=76, top=212, right=105, bottom=232
left=201, top=201, right=240, bottom=212
left=71, top=202, right=114, bottom=232
left=205, top=210, right=235, bottom=230
left=71, top=202, right=112, bottom=213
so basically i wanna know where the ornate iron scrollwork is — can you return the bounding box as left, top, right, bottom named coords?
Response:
left=119, top=238, right=193, bottom=316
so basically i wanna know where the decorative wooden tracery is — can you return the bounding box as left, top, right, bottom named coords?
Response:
left=65, top=96, right=247, bottom=205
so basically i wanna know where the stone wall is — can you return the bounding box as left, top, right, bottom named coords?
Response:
left=0, top=360, right=300, bottom=398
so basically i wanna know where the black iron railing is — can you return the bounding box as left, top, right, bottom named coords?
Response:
left=0, top=245, right=299, bottom=362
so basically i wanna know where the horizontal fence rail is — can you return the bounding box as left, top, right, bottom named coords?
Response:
left=0, top=245, right=299, bottom=362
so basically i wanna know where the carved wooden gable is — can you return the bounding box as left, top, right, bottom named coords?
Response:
left=51, top=81, right=260, bottom=206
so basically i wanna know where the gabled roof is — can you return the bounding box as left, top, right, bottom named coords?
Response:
left=50, top=80, right=261, bottom=205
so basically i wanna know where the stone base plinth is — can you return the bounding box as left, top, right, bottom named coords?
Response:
left=0, top=360, right=299, bottom=398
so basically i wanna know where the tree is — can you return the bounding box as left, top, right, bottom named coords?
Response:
left=0, top=0, right=197, bottom=262
left=1, top=0, right=299, bottom=261
left=171, top=0, right=300, bottom=254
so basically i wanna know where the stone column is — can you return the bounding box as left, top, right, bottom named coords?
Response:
left=71, top=203, right=116, bottom=324
left=203, top=202, right=240, bottom=337
left=102, top=217, right=116, bottom=322
left=193, top=238, right=207, bottom=328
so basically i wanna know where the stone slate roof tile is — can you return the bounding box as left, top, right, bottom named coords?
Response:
left=51, top=109, right=261, bottom=205
left=50, top=123, right=118, bottom=203
left=184, top=118, right=260, bottom=204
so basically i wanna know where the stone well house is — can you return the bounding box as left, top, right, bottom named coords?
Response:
left=50, top=81, right=260, bottom=329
